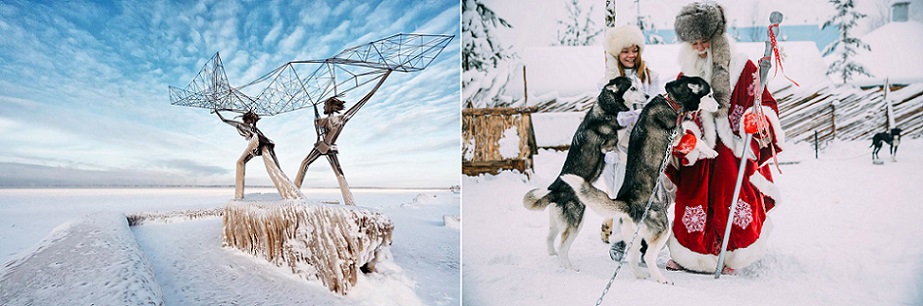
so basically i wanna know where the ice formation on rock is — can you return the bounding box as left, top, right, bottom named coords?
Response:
left=222, top=199, right=394, bottom=295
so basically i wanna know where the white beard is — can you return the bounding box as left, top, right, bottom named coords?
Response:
left=678, top=44, right=713, bottom=82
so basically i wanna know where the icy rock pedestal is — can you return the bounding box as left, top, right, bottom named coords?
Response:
left=222, top=198, right=394, bottom=295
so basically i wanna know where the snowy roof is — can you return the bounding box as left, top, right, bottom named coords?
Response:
left=849, top=21, right=923, bottom=87
left=504, top=41, right=828, bottom=102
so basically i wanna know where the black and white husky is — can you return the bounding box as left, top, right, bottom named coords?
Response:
left=523, top=77, right=647, bottom=269
left=561, top=76, right=715, bottom=284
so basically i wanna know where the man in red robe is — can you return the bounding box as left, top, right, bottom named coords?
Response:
left=665, top=1, right=785, bottom=273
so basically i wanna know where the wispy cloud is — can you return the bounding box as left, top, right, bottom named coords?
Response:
left=0, top=0, right=460, bottom=188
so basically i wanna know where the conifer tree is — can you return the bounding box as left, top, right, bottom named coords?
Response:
left=822, top=0, right=873, bottom=84
left=554, top=0, right=602, bottom=46
left=462, top=0, right=516, bottom=106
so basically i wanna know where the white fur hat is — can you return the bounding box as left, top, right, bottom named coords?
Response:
left=605, top=26, right=645, bottom=57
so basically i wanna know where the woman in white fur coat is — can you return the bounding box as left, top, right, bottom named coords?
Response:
left=664, top=1, right=784, bottom=274
left=598, top=25, right=662, bottom=258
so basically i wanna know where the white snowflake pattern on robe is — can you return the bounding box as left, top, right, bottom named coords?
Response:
left=733, top=199, right=753, bottom=229
left=682, top=205, right=707, bottom=233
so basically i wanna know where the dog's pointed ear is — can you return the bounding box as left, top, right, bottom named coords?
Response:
left=606, top=76, right=633, bottom=94
left=685, top=77, right=711, bottom=97
left=687, top=83, right=703, bottom=95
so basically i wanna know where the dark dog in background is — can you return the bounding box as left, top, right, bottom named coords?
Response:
left=523, top=77, right=647, bottom=269
left=560, top=76, right=714, bottom=284
left=871, top=128, right=902, bottom=162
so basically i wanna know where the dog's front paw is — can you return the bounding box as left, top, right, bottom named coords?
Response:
left=560, top=259, right=579, bottom=271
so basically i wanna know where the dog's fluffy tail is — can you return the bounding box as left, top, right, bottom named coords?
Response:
left=523, top=188, right=553, bottom=211
left=559, top=174, right=629, bottom=217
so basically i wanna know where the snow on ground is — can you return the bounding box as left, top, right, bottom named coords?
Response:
left=0, top=213, right=162, bottom=305
left=0, top=188, right=459, bottom=306
left=462, top=139, right=923, bottom=306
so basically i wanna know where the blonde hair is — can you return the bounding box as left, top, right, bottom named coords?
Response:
left=616, top=46, right=652, bottom=85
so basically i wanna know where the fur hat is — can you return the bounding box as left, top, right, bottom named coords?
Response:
left=675, top=1, right=731, bottom=113
left=605, top=26, right=645, bottom=57
left=674, top=1, right=726, bottom=43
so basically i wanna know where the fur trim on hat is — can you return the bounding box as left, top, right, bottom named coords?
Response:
left=674, top=1, right=727, bottom=43
left=605, top=26, right=645, bottom=57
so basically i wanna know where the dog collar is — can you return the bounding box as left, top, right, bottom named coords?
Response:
left=663, top=93, right=682, bottom=112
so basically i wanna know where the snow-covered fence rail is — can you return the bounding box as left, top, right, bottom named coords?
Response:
left=222, top=200, right=393, bottom=295
left=777, top=83, right=923, bottom=143
left=462, top=106, right=538, bottom=176
left=512, top=81, right=922, bottom=148
left=888, top=83, right=923, bottom=134
left=126, top=208, right=223, bottom=226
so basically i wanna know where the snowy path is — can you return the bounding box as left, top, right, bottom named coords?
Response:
left=462, top=140, right=923, bottom=305
left=0, top=213, right=162, bottom=305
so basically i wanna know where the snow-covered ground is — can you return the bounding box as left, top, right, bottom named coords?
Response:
left=462, top=139, right=923, bottom=306
left=0, top=188, right=459, bottom=305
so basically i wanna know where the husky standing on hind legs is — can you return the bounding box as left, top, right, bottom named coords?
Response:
left=561, top=76, right=717, bottom=284
left=523, top=77, right=647, bottom=269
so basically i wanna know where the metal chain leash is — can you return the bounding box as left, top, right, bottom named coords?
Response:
left=595, top=113, right=684, bottom=306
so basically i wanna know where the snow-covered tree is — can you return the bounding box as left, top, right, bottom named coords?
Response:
left=636, top=15, right=663, bottom=44
left=554, top=0, right=602, bottom=46
left=631, top=1, right=661, bottom=45
left=822, top=0, right=873, bottom=84
left=462, top=0, right=517, bottom=107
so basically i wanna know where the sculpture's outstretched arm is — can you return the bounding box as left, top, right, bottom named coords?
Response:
left=343, top=69, right=393, bottom=122
left=215, top=109, right=242, bottom=127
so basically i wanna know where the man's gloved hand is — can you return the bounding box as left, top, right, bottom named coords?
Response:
left=742, top=110, right=772, bottom=141
left=674, top=132, right=697, bottom=154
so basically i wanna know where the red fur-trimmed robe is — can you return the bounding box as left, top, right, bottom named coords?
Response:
left=665, top=54, right=784, bottom=272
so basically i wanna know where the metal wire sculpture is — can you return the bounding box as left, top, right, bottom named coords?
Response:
left=169, top=33, right=455, bottom=116
left=169, top=33, right=455, bottom=203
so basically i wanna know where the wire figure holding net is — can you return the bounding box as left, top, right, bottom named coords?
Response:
left=169, top=33, right=454, bottom=202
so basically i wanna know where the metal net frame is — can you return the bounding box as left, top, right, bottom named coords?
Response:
left=169, top=33, right=455, bottom=116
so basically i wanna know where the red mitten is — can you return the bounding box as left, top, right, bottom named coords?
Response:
left=675, top=132, right=697, bottom=154
left=743, top=111, right=770, bottom=137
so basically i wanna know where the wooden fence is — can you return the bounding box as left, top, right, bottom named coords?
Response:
left=462, top=106, right=538, bottom=176
left=776, top=83, right=923, bottom=144
left=462, top=83, right=922, bottom=175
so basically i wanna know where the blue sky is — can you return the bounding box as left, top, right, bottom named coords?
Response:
left=0, top=0, right=461, bottom=188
